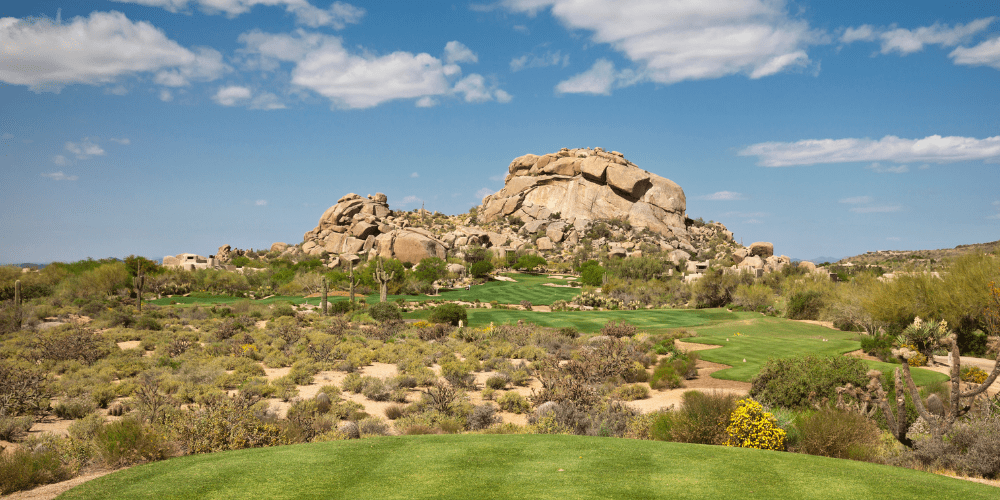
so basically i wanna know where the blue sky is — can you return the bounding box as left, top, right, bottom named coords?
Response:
left=1, top=0, right=998, bottom=263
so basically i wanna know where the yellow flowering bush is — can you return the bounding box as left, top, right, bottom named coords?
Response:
left=960, top=365, right=988, bottom=384
left=901, top=344, right=927, bottom=366
left=725, top=399, right=786, bottom=451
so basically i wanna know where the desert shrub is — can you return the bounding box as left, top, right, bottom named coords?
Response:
left=328, top=300, right=358, bottom=315
left=670, top=391, right=739, bottom=445
left=429, top=303, right=467, bottom=326
left=271, top=303, right=296, bottom=318
left=960, top=365, right=989, bottom=385
left=91, top=385, right=117, bottom=409
left=133, top=315, right=162, bottom=331
left=0, top=363, right=47, bottom=417
left=497, top=392, right=530, bottom=414
left=0, top=447, right=72, bottom=495
left=648, top=411, right=675, bottom=441
left=732, top=283, right=773, bottom=312
left=358, top=417, right=390, bottom=437
left=911, top=417, right=1000, bottom=478
left=54, top=398, right=96, bottom=420
left=468, top=403, right=501, bottom=430
left=68, top=413, right=106, bottom=441
left=613, top=383, right=650, bottom=401
left=0, top=416, right=34, bottom=442
left=485, top=374, right=510, bottom=390
left=368, top=302, right=402, bottom=323
left=519, top=300, right=533, bottom=311
left=177, top=394, right=284, bottom=454
left=692, top=269, right=751, bottom=308
left=750, top=355, right=867, bottom=409
left=579, top=263, right=605, bottom=287
left=417, top=322, right=451, bottom=341
left=600, top=320, right=637, bottom=338
left=582, top=401, right=638, bottom=438
left=94, top=417, right=169, bottom=467
left=440, top=361, right=475, bottom=389
left=649, top=360, right=682, bottom=390
left=860, top=332, right=895, bottom=362
left=384, top=404, right=406, bottom=420
left=724, top=399, right=786, bottom=451
left=469, top=260, right=494, bottom=278
left=786, top=291, right=824, bottom=320
left=38, top=324, right=111, bottom=363
left=797, top=407, right=881, bottom=460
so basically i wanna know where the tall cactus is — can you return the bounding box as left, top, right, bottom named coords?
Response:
left=321, top=276, right=328, bottom=316
left=14, top=279, right=22, bottom=329
left=374, top=257, right=395, bottom=303
left=348, top=264, right=356, bottom=304
left=133, top=262, right=145, bottom=314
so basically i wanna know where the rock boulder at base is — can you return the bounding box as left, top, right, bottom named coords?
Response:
left=270, top=242, right=289, bottom=253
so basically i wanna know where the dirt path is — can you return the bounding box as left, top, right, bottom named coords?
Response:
left=2, top=470, right=114, bottom=500
left=625, top=340, right=749, bottom=413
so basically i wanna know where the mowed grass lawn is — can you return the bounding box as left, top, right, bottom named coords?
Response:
left=58, top=435, right=997, bottom=500
left=684, top=315, right=946, bottom=385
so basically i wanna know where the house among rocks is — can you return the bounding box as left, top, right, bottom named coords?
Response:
left=162, top=253, right=220, bottom=271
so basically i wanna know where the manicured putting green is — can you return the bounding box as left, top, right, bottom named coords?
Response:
left=683, top=315, right=947, bottom=385
left=58, top=434, right=996, bottom=500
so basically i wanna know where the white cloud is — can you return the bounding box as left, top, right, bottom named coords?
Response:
left=42, top=171, right=78, bottom=181
left=250, top=92, right=286, bottom=110
left=0, top=11, right=228, bottom=91
left=839, top=196, right=872, bottom=204
left=400, top=195, right=422, bottom=206
left=879, top=18, right=995, bottom=55
left=510, top=50, right=568, bottom=71
left=556, top=59, right=617, bottom=95
left=850, top=205, right=902, bottom=214
left=724, top=211, right=767, bottom=218
left=698, top=191, right=745, bottom=201
left=951, top=36, right=1000, bottom=69
left=109, top=137, right=130, bottom=145
left=65, top=139, right=105, bottom=159
left=159, top=89, right=174, bottom=102
left=53, top=155, right=69, bottom=166
left=740, top=134, right=1000, bottom=167
left=866, top=162, right=909, bottom=174
left=476, top=187, right=494, bottom=200
left=505, top=0, right=818, bottom=91
left=112, top=0, right=364, bottom=29
left=444, top=41, right=478, bottom=64
left=410, top=172, right=419, bottom=178
left=415, top=96, right=438, bottom=108
left=240, top=32, right=507, bottom=109
left=255, top=199, right=267, bottom=206
left=886, top=236, right=901, bottom=241
left=213, top=85, right=252, bottom=106
left=840, top=18, right=996, bottom=56
left=744, top=219, right=763, bottom=224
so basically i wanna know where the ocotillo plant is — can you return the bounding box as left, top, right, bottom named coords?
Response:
left=134, top=263, right=146, bottom=314
left=321, top=277, right=328, bottom=316
left=374, top=258, right=395, bottom=303
left=14, top=279, right=22, bottom=329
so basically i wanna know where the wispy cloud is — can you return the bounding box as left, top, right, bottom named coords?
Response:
left=42, top=171, right=78, bottom=181
left=951, top=36, right=1000, bottom=70
left=254, top=199, right=267, bottom=206
left=850, top=205, right=902, bottom=214
left=476, top=187, right=494, bottom=200
left=510, top=50, right=568, bottom=72
left=839, top=196, right=872, bottom=204
left=53, top=155, right=69, bottom=166
left=866, top=162, right=909, bottom=174
left=111, top=0, right=366, bottom=29
left=840, top=18, right=995, bottom=55
left=410, top=172, right=419, bottom=178
left=65, top=139, right=105, bottom=159
left=698, top=191, right=746, bottom=201
left=109, top=137, right=130, bottom=145
left=739, top=134, right=1000, bottom=167
left=400, top=195, right=422, bottom=206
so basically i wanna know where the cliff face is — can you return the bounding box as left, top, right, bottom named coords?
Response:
left=478, top=147, right=686, bottom=238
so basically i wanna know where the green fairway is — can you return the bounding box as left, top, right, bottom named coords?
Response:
left=682, top=315, right=947, bottom=385
left=147, top=295, right=312, bottom=306
left=460, top=307, right=738, bottom=331
left=58, top=434, right=996, bottom=500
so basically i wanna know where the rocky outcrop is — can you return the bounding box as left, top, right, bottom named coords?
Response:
left=479, top=147, right=686, bottom=238
left=301, top=193, right=447, bottom=264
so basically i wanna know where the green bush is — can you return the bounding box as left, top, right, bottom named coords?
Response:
left=649, top=362, right=681, bottom=390
left=94, top=417, right=169, bottom=467
left=177, top=394, right=284, bottom=454
left=649, top=411, right=675, bottom=441
left=429, top=303, right=467, bottom=326
left=497, top=392, right=531, bottom=414
left=0, top=447, right=71, bottom=495
left=670, top=391, right=739, bottom=445
left=613, top=384, right=650, bottom=401
left=54, top=398, right=96, bottom=420
left=786, top=291, right=824, bottom=320
left=329, top=300, right=359, bottom=315
left=0, top=416, right=34, bottom=442
left=368, top=302, right=402, bottom=323
left=580, top=264, right=606, bottom=287
left=469, top=260, right=494, bottom=278
left=749, top=355, right=868, bottom=409
left=797, top=407, right=881, bottom=460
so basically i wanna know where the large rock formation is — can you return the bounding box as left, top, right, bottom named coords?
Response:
left=479, top=147, right=686, bottom=237
left=301, top=193, right=446, bottom=264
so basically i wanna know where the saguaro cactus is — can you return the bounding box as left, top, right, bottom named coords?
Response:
left=321, top=277, right=329, bottom=316
left=14, top=279, right=22, bottom=329
left=374, top=258, right=395, bottom=303
left=348, top=265, right=356, bottom=304
left=133, top=263, right=146, bottom=314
